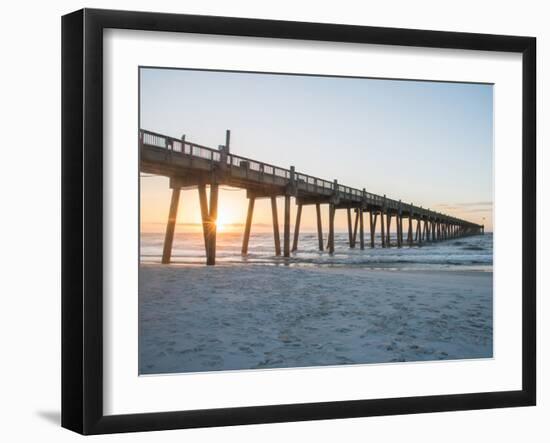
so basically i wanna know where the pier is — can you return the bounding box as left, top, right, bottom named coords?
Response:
left=140, top=129, right=484, bottom=265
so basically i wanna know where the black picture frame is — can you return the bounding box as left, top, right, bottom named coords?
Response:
left=62, top=8, right=536, bottom=435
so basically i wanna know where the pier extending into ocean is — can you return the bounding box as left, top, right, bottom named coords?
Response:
left=140, top=129, right=484, bottom=265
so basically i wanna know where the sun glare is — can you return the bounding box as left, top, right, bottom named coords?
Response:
left=215, top=214, right=230, bottom=232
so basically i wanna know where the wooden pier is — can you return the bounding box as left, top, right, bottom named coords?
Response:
left=140, top=129, right=485, bottom=265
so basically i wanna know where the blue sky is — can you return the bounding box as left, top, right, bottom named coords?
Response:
left=140, top=68, right=493, bottom=232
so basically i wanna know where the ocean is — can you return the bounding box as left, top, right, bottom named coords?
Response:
left=140, top=231, right=493, bottom=271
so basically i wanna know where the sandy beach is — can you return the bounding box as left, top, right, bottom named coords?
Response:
left=139, top=264, right=492, bottom=374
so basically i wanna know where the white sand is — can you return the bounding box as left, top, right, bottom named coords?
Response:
left=139, top=264, right=492, bottom=374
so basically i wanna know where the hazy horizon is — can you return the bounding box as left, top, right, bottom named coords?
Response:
left=140, top=217, right=494, bottom=235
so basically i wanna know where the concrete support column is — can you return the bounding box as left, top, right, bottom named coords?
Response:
left=283, top=195, right=291, bottom=257
left=161, top=187, right=181, bottom=264
left=380, top=210, right=386, bottom=248
left=292, top=203, right=302, bottom=252
left=328, top=203, right=336, bottom=254
left=386, top=213, right=392, bottom=246
left=397, top=214, right=403, bottom=248
left=206, top=184, right=219, bottom=265
left=352, top=210, right=359, bottom=248
left=370, top=211, right=377, bottom=248
left=271, top=196, right=281, bottom=256
left=347, top=207, right=353, bottom=248
left=198, top=185, right=209, bottom=254
left=316, top=203, right=324, bottom=251
left=241, top=197, right=255, bottom=255
left=408, top=206, right=413, bottom=246
left=359, top=209, right=365, bottom=250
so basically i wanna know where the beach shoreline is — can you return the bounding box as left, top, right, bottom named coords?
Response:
left=139, top=264, right=493, bottom=375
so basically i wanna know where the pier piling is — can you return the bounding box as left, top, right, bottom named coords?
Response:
left=242, top=196, right=255, bottom=256
left=316, top=203, right=324, bottom=251
left=161, top=187, right=181, bottom=264
left=370, top=212, right=377, bottom=248
left=352, top=210, right=359, bottom=248
left=271, top=196, right=281, bottom=256
left=284, top=195, right=291, bottom=257
left=328, top=203, right=335, bottom=254
left=198, top=184, right=209, bottom=253
left=292, top=203, right=302, bottom=252
left=386, top=213, right=392, bottom=246
left=206, top=184, right=219, bottom=265
left=347, top=208, right=354, bottom=248
left=380, top=210, right=386, bottom=248
left=359, top=209, right=365, bottom=250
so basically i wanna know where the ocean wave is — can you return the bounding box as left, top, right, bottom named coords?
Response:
left=140, top=232, right=492, bottom=270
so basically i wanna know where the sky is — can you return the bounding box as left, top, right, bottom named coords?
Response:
left=140, top=67, right=493, bottom=233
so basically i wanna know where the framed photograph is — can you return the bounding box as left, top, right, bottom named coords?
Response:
left=61, top=8, right=536, bottom=435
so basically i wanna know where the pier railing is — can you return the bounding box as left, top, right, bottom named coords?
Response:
left=140, top=129, right=474, bottom=226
